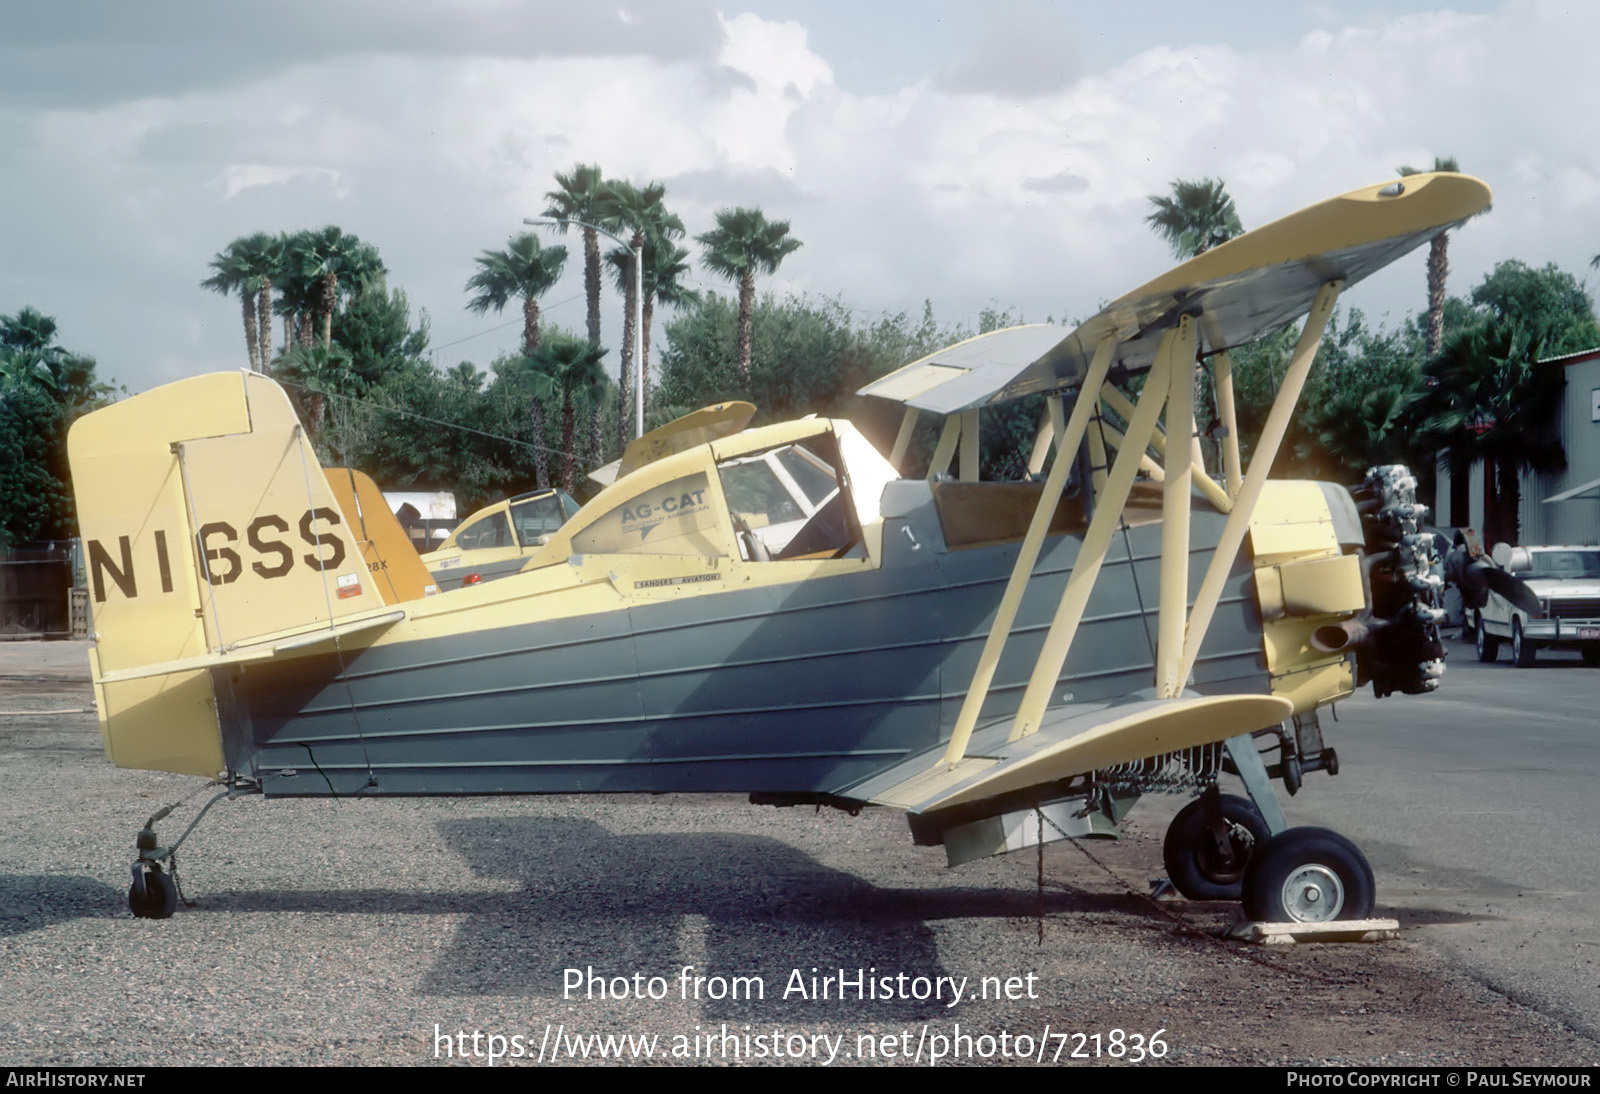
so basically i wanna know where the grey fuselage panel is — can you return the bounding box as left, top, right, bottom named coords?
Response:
left=223, top=490, right=1266, bottom=798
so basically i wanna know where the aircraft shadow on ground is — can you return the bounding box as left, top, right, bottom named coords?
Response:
left=0, top=874, right=125, bottom=937
left=188, top=815, right=1147, bottom=1013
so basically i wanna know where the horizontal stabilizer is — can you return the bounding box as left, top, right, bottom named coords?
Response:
left=844, top=693, right=1292, bottom=814
left=94, top=610, right=406, bottom=685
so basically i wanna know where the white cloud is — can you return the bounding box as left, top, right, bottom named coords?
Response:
left=4, top=1, right=1600, bottom=394
left=219, top=165, right=347, bottom=200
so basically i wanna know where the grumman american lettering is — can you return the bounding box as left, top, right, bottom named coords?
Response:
left=68, top=173, right=1517, bottom=928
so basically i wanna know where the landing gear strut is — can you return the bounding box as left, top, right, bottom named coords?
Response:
left=1161, top=790, right=1269, bottom=901
left=126, top=787, right=243, bottom=919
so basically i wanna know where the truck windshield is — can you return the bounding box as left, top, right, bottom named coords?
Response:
left=1527, top=551, right=1600, bottom=578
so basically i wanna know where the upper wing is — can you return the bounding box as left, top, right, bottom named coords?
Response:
left=858, top=172, right=1492, bottom=414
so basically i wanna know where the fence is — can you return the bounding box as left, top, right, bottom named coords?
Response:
left=0, top=540, right=81, bottom=640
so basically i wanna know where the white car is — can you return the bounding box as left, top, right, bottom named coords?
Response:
left=1475, top=545, right=1600, bottom=667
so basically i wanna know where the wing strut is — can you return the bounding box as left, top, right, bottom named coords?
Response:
left=941, top=335, right=1117, bottom=765
left=1156, top=315, right=1199, bottom=697
left=1177, top=279, right=1342, bottom=686
left=1007, top=333, right=1177, bottom=742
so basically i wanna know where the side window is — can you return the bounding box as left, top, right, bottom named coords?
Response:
left=570, top=471, right=724, bottom=557
left=457, top=511, right=511, bottom=550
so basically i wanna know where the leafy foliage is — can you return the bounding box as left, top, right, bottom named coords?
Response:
left=0, top=309, right=114, bottom=546
left=1145, top=178, right=1243, bottom=259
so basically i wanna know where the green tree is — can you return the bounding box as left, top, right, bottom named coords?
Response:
left=543, top=163, right=608, bottom=350
left=464, top=232, right=568, bottom=487
left=295, top=226, right=384, bottom=349
left=513, top=335, right=608, bottom=493
left=200, top=233, right=281, bottom=370
left=1396, top=157, right=1466, bottom=358
left=0, top=309, right=113, bottom=545
left=464, top=232, right=568, bottom=357
left=1414, top=317, right=1567, bottom=546
left=696, top=207, right=803, bottom=383
left=608, top=239, right=695, bottom=411
left=1468, top=259, right=1600, bottom=352
left=597, top=180, right=681, bottom=447
left=1144, top=178, right=1243, bottom=259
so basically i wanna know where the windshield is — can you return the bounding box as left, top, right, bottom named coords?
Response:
left=510, top=493, right=568, bottom=546
left=1527, top=551, right=1600, bottom=579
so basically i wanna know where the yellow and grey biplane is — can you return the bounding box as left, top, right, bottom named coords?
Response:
left=71, top=173, right=1497, bottom=924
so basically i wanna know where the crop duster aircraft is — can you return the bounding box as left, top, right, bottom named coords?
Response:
left=71, top=173, right=1495, bottom=923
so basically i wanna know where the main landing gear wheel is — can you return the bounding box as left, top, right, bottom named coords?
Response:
left=1162, top=794, right=1270, bottom=901
left=128, top=866, right=178, bottom=919
left=1242, top=826, right=1375, bottom=923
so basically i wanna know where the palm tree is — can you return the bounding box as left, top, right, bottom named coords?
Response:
left=510, top=336, right=607, bottom=492
left=696, top=206, right=803, bottom=383
left=1397, top=157, right=1468, bottom=358
left=543, top=164, right=608, bottom=350
left=465, top=233, right=568, bottom=487
left=1145, top=179, right=1243, bottom=475
left=464, top=232, right=568, bottom=357
left=597, top=180, right=682, bottom=446
left=0, top=306, right=69, bottom=393
left=1144, top=178, right=1243, bottom=260
left=1413, top=317, right=1566, bottom=545
left=0, top=306, right=59, bottom=356
left=202, top=235, right=276, bottom=370
left=543, top=164, right=612, bottom=464
left=296, top=226, right=384, bottom=348
left=607, top=240, right=695, bottom=411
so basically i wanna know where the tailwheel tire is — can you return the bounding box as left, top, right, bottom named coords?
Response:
left=129, top=866, right=178, bottom=919
left=1162, top=794, right=1269, bottom=901
left=1512, top=619, right=1537, bottom=668
left=1476, top=619, right=1500, bottom=662
left=1242, top=826, right=1375, bottom=924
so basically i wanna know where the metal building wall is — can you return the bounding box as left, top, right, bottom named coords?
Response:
left=1522, top=356, right=1600, bottom=546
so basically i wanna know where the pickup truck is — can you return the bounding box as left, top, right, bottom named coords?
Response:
left=1474, top=544, right=1600, bottom=667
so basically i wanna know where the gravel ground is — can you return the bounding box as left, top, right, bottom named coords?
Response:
left=1, top=642, right=1596, bottom=1067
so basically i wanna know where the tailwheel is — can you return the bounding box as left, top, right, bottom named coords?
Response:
left=1162, top=792, right=1269, bottom=901
left=1242, top=826, right=1375, bottom=923
left=129, top=865, right=178, bottom=919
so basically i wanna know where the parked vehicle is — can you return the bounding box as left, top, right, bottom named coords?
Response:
left=421, top=488, right=581, bottom=590
left=1474, top=544, right=1600, bottom=666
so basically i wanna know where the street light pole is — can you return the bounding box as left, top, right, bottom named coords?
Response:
left=523, top=216, right=644, bottom=441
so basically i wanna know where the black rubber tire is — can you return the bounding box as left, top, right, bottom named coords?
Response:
left=1512, top=619, right=1537, bottom=668
left=1477, top=619, right=1500, bottom=662
left=1162, top=794, right=1269, bottom=901
left=1583, top=645, right=1600, bottom=667
left=1242, top=826, right=1376, bottom=923
left=129, top=867, right=178, bottom=919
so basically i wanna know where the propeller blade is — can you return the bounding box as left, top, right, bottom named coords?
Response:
left=1459, top=560, right=1492, bottom=609
left=1481, top=567, right=1544, bottom=618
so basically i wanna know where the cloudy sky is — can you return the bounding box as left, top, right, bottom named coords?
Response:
left=3, top=0, right=1596, bottom=394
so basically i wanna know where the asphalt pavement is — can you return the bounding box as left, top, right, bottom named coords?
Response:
left=1277, top=631, right=1600, bottom=1041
